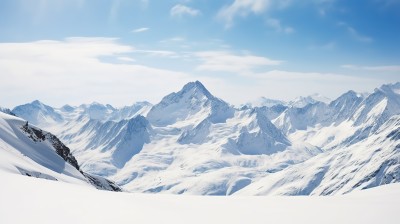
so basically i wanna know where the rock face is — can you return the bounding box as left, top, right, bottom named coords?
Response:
left=83, top=173, right=122, bottom=192
left=15, top=116, right=121, bottom=191
left=21, top=122, right=80, bottom=170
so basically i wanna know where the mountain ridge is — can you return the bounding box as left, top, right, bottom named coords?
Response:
left=5, top=81, right=400, bottom=195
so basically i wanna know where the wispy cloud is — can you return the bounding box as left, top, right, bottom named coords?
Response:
left=216, top=0, right=295, bottom=28
left=341, top=64, right=400, bottom=72
left=0, top=37, right=192, bottom=107
left=347, top=27, right=373, bottom=43
left=117, top=56, right=136, bottom=62
left=131, top=27, right=149, bottom=33
left=159, top=37, right=186, bottom=44
left=236, top=69, right=381, bottom=102
left=309, top=41, right=336, bottom=50
left=266, top=18, right=294, bottom=34
left=133, top=50, right=179, bottom=58
left=170, top=4, right=201, bottom=17
left=217, top=0, right=273, bottom=27
left=216, top=0, right=340, bottom=28
left=194, top=51, right=282, bottom=74
left=338, top=22, right=373, bottom=43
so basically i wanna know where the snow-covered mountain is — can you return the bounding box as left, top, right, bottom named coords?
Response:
left=147, top=81, right=234, bottom=126
left=289, top=93, right=331, bottom=108
left=6, top=81, right=400, bottom=195
left=246, top=97, right=287, bottom=108
left=237, top=115, right=400, bottom=195
left=12, top=100, right=64, bottom=127
left=0, top=106, right=15, bottom=116
left=0, top=111, right=121, bottom=191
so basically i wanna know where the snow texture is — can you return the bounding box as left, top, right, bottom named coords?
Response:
left=0, top=173, right=399, bottom=224
left=8, top=81, right=400, bottom=196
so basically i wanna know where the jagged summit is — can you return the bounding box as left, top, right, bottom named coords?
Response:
left=379, top=82, right=400, bottom=92
left=180, top=80, right=214, bottom=99
left=289, top=94, right=330, bottom=108
left=12, top=100, right=63, bottom=126
left=31, top=99, right=43, bottom=105
left=61, top=104, right=75, bottom=112
left=147, top=81, right=234, bottom=126
left=329, top=90, right=362, bottom=107
left=6, top=82, right=400, bottom=196
left=160, top=80, right=217, bottom=105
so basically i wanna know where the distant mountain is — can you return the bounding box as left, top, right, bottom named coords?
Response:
left=289, top=94, right=331, bottom=108
left=6, top=81, right=400, bottom=196
left=246, top=97, right=287, bottom=108
left=0, top=106, right=15, bottom=116
left=237, top=114, right=400, bottom=195
left=12, top=100, right=64, bottom=126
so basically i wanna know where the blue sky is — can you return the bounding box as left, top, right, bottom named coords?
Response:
left=0, top=0, right=399, bottom=108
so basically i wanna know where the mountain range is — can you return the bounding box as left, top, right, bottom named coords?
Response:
left=1, top=81, right=400, bottom=195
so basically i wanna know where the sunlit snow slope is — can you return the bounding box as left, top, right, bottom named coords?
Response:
left=1, top=173, right=399, bottom=224
left=0, top=112, right=120, bottom=191
left=10, top=81, right=400, bottom=195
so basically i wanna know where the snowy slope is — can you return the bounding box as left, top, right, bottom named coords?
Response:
left=0, top=112, right=86, bottom=184
left=9, top=81, right=321, bottom=195
left=237, top=115, right=400, bottom=195
left=109, top=84, right=320, bottom=195
left=9, top=81, right=400, bottom=196
left=0, top=112, right=120, bottom=191
left=147, top=81, right=234, bottom=126
left=0, top=106, right=15, bottom=116
left=1, top=173, right=399, bottom=224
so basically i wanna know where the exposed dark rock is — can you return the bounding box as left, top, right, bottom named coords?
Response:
left=20, top=122, right=122, bottom=191
left=83, top=172, right=122, bottom=192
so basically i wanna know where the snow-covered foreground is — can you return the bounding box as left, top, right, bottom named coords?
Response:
left=1, top=173, right=399, bottom=224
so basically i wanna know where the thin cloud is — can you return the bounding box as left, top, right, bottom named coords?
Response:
left=217, top=0, right=295, bottom=28
left=0, top=37, right=192, bottom=107
left=216, top=0, right=339, bottom=28
left=347, top=27, right=373, bottom=43
left=170, top=4, right=201, bottom=17
left=338, top=22, right=373, bottom=43
left=133, top=50, right=178, bottom=58
left=266, top=18, right=294, bottom=34
left=309, top=42, right=336, bottom=50
left=132, top=27, right=149, bottom=33
left=159, top=37, right=186, bottom=44
left=240, top=69, right=381, bottom=103
left=117, top=56, right=136, bottom=62
left=341, top=64, right=400, bottom=72
left=194, top=51, right=283, bottom=74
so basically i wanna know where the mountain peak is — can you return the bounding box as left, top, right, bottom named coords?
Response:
left=12, top=100, right=63, bottom=126
left=378, top=82, right=400, bottom=96
left=61, top=104, right=75, bottom=112
left=31, top=100, right=45, bottom=106
left=181, top=81, right=213, bottom=99
left=246, top=97, right=287, bottom=108
left=147, top=81, right=233, bottom=126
